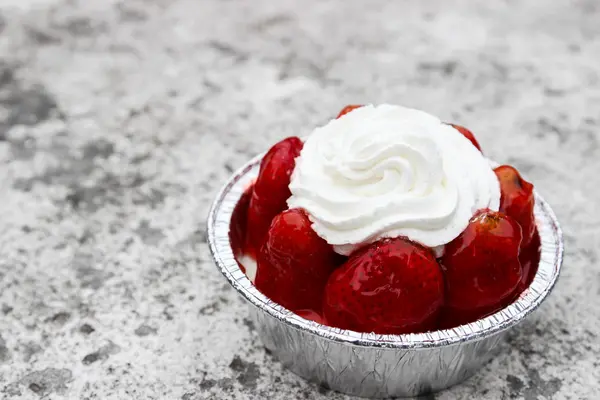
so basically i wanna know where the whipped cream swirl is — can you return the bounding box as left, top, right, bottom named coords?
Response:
left=287, top=104, right=500, bottom=255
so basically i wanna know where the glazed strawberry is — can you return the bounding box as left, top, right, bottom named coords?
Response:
left=517, top=230, right=541, bottom=293
left=323, top=237, right=444, bottom=334
left=229, top=186, right=253, bottom=274
left=246, top=137, right=303, bottom=256
left=440, top=210, right=523, bottom=328
left=255, top=209, right=340, bottom=312
left=494, top=165, right=536, bottom=248
left=295, top=309, right=327, bottom=324
left=336, top=104, right=362, bottom=119
left=448, top=123, right=482, bottom=152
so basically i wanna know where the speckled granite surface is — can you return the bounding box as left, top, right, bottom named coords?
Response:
left=0, top=0, right=598, bottom=399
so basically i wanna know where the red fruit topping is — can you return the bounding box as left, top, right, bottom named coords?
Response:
left=246, top=137, right=303, bottom=257
left=295, top=309, right=327, bottom=324
left=448, top=123, right=482, bottom=152
left=323, top=237, right=445, bottom=334
left=494, top=165, right=536, bottom=248
left=440, top=210, right=523, bottom=328
left=517, top=229, right=541, bottom=293
left=255, top=209, right=341, bottom=312
left=336, top=105, right=363, bottom=119
left=229, top=185, right=253, bottom=274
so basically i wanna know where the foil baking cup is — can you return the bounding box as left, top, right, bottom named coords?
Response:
left=207, top=155, right=563, bottom=398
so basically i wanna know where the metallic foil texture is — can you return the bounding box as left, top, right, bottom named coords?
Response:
left=207, top=156, right=563, bottom=398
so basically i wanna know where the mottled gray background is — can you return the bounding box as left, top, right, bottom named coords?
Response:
left=0, top=0, right=598, bottom=399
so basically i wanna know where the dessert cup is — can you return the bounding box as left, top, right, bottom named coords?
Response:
left=207, top=154, right=563, bottom=399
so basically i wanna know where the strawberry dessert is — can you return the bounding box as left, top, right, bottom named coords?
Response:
left=229, top=104, right=540, bottom=334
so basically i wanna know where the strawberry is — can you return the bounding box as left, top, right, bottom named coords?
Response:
left=517, top=229, right=541, bottom=293
left=440, top=210, right=523, bottom=328
left=448, top=123, right=482, bottom=152
left=255, top=209, right=341, bottom=312
left=246, top=137, right=303, bottom=257
left=229, top=186, right=253, bottom=274
left=336, top=104, right=362, bottom=119
left=323, top=237, right=445, bottom=334
left=295, top=309, right=327, bottom=324
left=494, top=165, right=536, bottom=248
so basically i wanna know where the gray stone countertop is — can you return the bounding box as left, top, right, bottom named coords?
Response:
left=0, top=0, right=599, bottom=399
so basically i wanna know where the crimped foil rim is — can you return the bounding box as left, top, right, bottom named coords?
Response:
left=207, top=154, right=563, bottom=349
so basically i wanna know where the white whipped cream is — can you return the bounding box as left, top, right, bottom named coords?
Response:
left=239, top=254, right=258, bottom=283
left=287, top=104, right=500, bottom=255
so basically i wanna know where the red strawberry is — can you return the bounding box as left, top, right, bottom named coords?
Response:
left=440, top=210, right=523, bottom=328
left=255, top=209, right=341, bottom=312
left=517, top=229, right=541, bottom=293
left=323, top=237, right=445, bottom=334
left=246, top=137, right=303, bottom=257
left=494, top=165, right=536, bottom=248
left=229, top=186, right=253, bottom=274
left=336, top=104, right=362, bottom=119
left=295, top=309, right=327, bottom=324
left=448, top=123, right=482, bottom=152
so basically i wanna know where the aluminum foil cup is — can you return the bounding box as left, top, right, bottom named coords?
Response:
left=207, top=155, right=564, bottom=398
